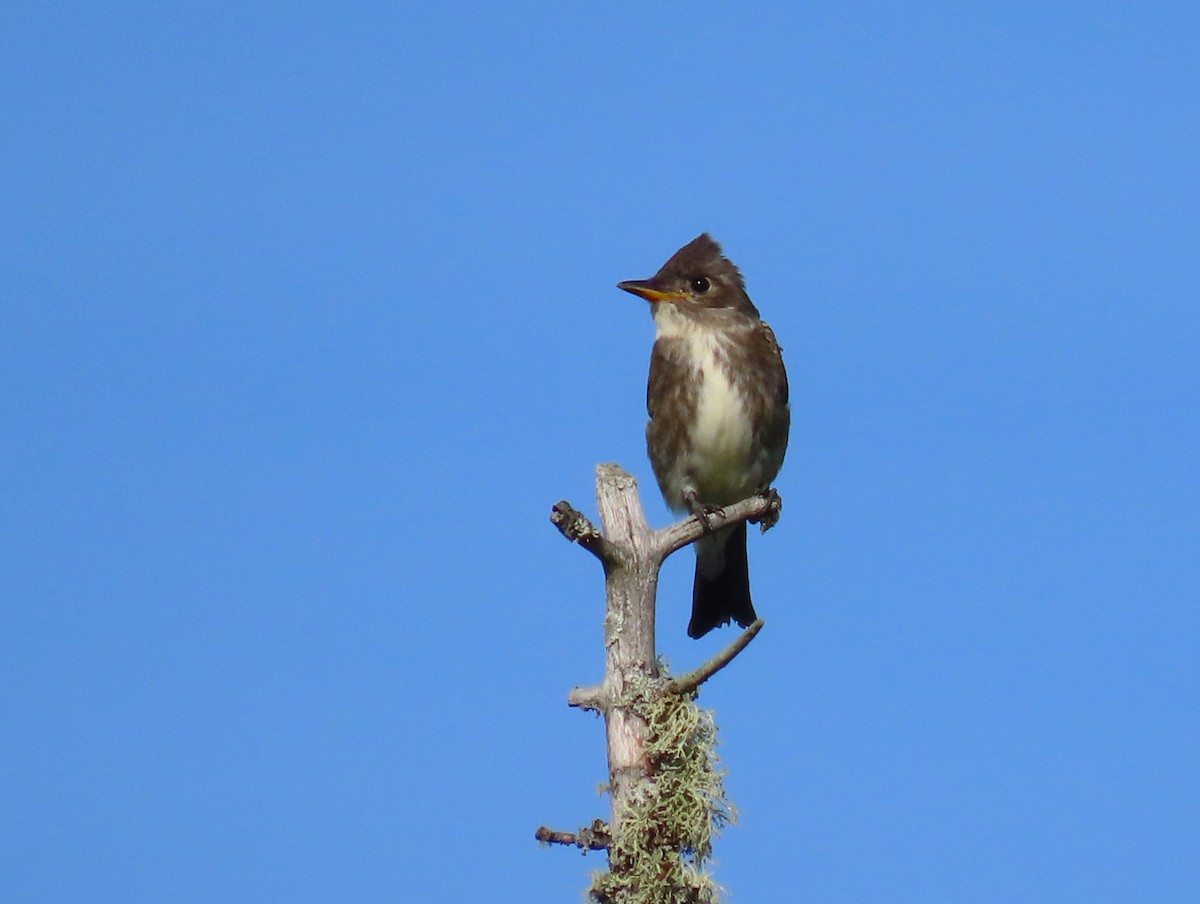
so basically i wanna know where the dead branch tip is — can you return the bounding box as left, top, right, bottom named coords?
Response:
left=668, top=619, right=766, bottom=695
left=550, top=501, right=622, bottom=566
left=535, top=820, right=611, bottom=851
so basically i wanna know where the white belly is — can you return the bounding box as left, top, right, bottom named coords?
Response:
left=688, top=350, right=754, bottom=492
left=656, top=305, right=757, bottom=503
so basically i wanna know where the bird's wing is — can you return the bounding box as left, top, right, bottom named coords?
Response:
left=758, top=321, right=789, bottom=406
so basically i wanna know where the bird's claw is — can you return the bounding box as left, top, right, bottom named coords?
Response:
left=695, top=503, right=725, bottom=533
left=685, top=493, right=725, bottom=533
left=750, top=488, right=782, bottom=533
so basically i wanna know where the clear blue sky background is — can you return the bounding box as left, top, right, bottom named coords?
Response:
left=2, top=3, right=1197, bottom=902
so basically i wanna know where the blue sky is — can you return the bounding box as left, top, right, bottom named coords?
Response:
left=2, top=3, right=1197, bottom=901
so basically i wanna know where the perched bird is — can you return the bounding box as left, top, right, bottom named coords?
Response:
left=618, top=234, right=789, bottom=638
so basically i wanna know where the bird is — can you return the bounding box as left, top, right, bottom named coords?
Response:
left=618, top=234, right=789, bottom=638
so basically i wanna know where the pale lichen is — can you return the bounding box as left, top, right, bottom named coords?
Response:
left=588, top=681, right=734, bottom=904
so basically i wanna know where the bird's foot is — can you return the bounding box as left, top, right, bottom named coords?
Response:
left=684, top=492, right=724, bottom=533
left=750, top=488, right=782, bottom=533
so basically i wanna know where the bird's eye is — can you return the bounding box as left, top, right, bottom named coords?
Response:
left=690, top=276, right=711, bottom=294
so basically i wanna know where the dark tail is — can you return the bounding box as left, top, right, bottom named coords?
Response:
left=688, top=521, right=757, bottom=639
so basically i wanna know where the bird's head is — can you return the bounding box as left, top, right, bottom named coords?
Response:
left=617, top=234, right=759, bottom=318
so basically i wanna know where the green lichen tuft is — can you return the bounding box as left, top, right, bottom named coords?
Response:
left=588, top=683, right=735, bottom=904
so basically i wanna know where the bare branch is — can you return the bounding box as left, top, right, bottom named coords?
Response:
left=550, top=501, right=624, bottom=567
left=567, top=685, right=605, bottom=711
left=535, top=820, right=611, bottom=851
left=668, top=619, right=766, bottom=696
left=542, top=464, right=766, bottom=898
left=750, top=487, right=783, bottom=533
left=654, top=490, right=783, bottom=561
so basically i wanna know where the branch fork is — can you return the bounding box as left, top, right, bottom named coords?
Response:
left=538, top=464, right=782, bottom=890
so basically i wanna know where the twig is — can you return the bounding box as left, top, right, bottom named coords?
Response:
left=668, top=619, right=766, bottom=695
left=550, top=501, right=624, bottom=567
left=535, top=820, right=611, bottom=851
left=567, top=684, right=605, bottom=711
left=749, top=488, right=783, bottom=533
left=654, top=490, right=782, bottom=561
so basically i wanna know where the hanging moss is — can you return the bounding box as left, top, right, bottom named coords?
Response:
left=589, top=680, right=735, bottom=904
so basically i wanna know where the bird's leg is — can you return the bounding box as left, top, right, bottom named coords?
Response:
left=683, top=488, right=724, bottom=534
left=749, top=487, right=782, bottom=533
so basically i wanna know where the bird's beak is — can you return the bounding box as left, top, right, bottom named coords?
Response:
left=617, top=280, right=684, bottom=303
